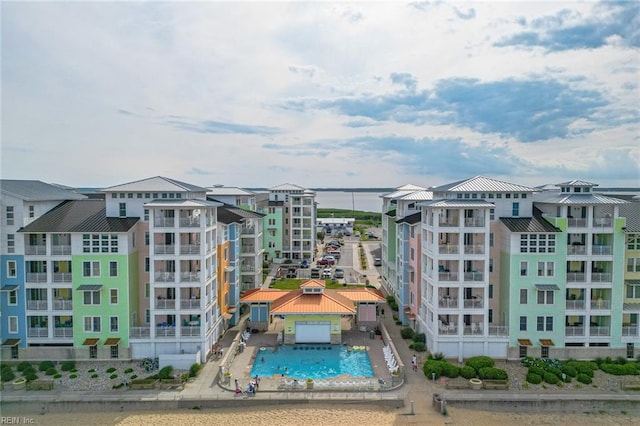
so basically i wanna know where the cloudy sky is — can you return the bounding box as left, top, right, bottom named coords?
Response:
left=2, top=1, right=639, bottom=189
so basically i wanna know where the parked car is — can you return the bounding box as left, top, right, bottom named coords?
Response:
left=286, top=267, right=297, bottom=278
left=367, top=232, right=378, bottom=239
left=322, top=268, right=332, bottom=278
left=333, top=268, right=345, bottom=279
left=317, top=255, right=336, bottom=265
left=310, top=268, right=320, bottom=278
left=300, top=259, right=309, bottom=268
left=374, top=258, right=382, bottom=266
left=326, top=241, right=341, bottom=249
left=326, top=250, right=341, bottom=259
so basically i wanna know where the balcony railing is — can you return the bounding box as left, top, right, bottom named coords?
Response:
left=591, top=273, right=612, bottom=283
left=622, top=326, right=638, bottom=337
left=27, top=300, right=48, bottom=310
left=439, top=245, right=459, bottom=254
left=180, top=272, right=200, bottom=282
left=155, top=272, right=175, bottom=282
left=565, top=300, right=585, bottom=310
left=463, top=298, right=483, bottom=309
left=51, top=245, right=71, bottom=255
left=130, top=327, right=150, bottom=338
left=438, top=325, right=458, bottom=335
left=154, top=244, right=175, bottom=255
left=25, top=246, right=47, bottom=255
left=568, top=218, right=587, bottom=228
left=181, top=299, right=201, bottom=309
left=438, top=272, right=459, bottom=281
left=155, top=218, right=175, bottom=227
left=53, top=273, right=72, bottom=283
left=463, top=324, right=484, bottom=335
left=53, top=300, right=73, bottom=310
left=179, top=217, right=200, bottom=227
left=438, top=220, right=459, bottom=227
left=241, top=245, right=256, bottom=252
left=180, top=244, right=200, bottom=255
left=464, top=244, right=484, bottom=254
left=567, top=245, right=586, bottom=255
left=438, top=297, right=458, bottom=308
left=590, top=300, right=611, bottom=310
left=155, top=299, right=176, bottom=309
left=464, top=272, right=484, bottom=282
left=566, top=272, right=585, bottom=282
left=464, top=217, right=485, bottom=227
left=181, top=326, right=201, bottom=337
left=26, top=273, right=47, bottom=283
left=241, top=226, right=255, bottom=235
left=594, top=217, right=613, bottom=227
left=54, top=327, right=73, bottom=338
left=590, top=326, right=610, bottom=336
left=28, top=327, right=49, bottom=338
left=592, top=245, right=612, bottom=255
left=156, top=326, right=176, bottom=337
left=565, top=326, right=585, bottom=336
left=488, top=325, right=508, bottom=336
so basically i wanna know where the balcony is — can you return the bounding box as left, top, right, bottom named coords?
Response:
left=51, top=245, right=71, bottom=255
left=27, top=300, right=48, bottom=310
left=592, top=245, right=612, bottom=256
left=591, top=273, right=612, bottom=283
left=487, top=325, right=508, bottom=336
left=590, top=300, right=611, bottom=310
left=464, top=272, right=484, bottom=282
left=155, top=217, right=175, bottom=228
left=155, top=272, right=176, bottom=282
left=567, top=218, right=587, bottom=228
left=179, top=217, right=200, bottom=227
left=181, top=299, right=201, bottom=309
left=180, top=272, right=200, bottom=282
left=130, top=327, right=150, bottom=338
left=463, top=298, right=483, bottom=309
left=439, top=245, right=459, bottom=254
left=438, top=272, right=459, bottom=281
left=180, top=244, right=200, bottom=255
left=567, top=272, right=586, bottom=282
left=565, top=326, right=585, bottom=336
left=241, top=226, right=255, bottom=235
left=155, top=326, right=176, bottom=337
left=438, top=219, right=459, bottom=227
left=181, top=326, right=201, bottom=337
left=54, top=327, right=73, bottom=338
left=155, top=299, right=176, bottom=309
left=463, top=324, right=484, bottom=335
left=28, top=328, right=49, bottom=338
left=622, top=326, right=638, bottom=337
left=53, top=300, right=72, bottom=310
left=590, top=326, right=610, bottom=336
left=26, top=273, right=47, bottom=283
left=464, top=217, right=485, bottom=227
left=25, top=245, right=47, bottom=255
left=438, top=297, right=458, bottom=308
left=154, top=244, right=175, bottom=255
left=242, top=245, right=256, bottom=252
left=566, top=300, right=585, bottom=310
left=567, top=245, right=586, bottom=255
left=52, top=273, right=72, bottom=283
left=594, top=217, right=613, bottom=227
left=464, top=245, right=484, bottom=255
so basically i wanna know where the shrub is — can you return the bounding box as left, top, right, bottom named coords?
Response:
left=543, top=372, right=560, bottom=385
left=91, top=374, right=99, bottom=379
left=88, top=369, right=96, bottom=373
left=577, top=373, right=592, bottom=384
left=22, top=365, right=36, bottom=376
left=130, top=374, right=138, bottom=380
left=106, top=367, right=117, bottom=373
left=400, top=327, right=415, bottom=339
left=70, top=368, right=77, bottom=373
left=561, top=365, right=578, bottom=378
left=16, top=362, right=32, bottom=372
left=423, top=360, right=445, bottom=379
left=124, top=368, right=134, bottom=374
left=61, top=361, right=75, bottom=372
left=528, top=366, right=545, bottom=377
left=615, top=356, right=628, bottom=365
left=24, top=372, right=38, bottom=382
left=479, top=367, right=508, bottom=381
left=39, top=361, right=55, bottom=372
left=395, top=320, right=402, bottom=325
left=189, top=363, right=202, bottom=378
left=411, top=342, right=426, bottom=352
left=460, top=366, right=476, bottom=379
left=442, top=363, right=460, bottom=378
left=181, top=373, right=190, bottom=382
left=110, top=374, right=118, bottom=380
left=158, top=366, right=174, bottom=380
left=386, top=295, right=395, bottom=304
left=547, top=366, right=562, bottom=378
left=525, top=372, right=542, bottom=384
left=69, top=374, right=78, bottom=379
left=45, top=368, right=57, bottom=376
left=465, top=356, right=495, bottom=373
left=413, top=333, right=426, bottom=343
left=53, top=373, right=62, bottom=379
left=112, top=383, right=125, bottom=389
left=1, top=367, right=15, bottom=382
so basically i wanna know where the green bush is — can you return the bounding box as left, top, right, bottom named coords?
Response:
left=460, top=366, right=476, bottom=379
left=423, top=360, right=445, bottom=379
left=24, top=372, right=38, bottom=382
left=39, top=361, right=55, bottom=372
left=479, top=367, right=508, bottom=380
left=429, top=352, right=446, bottom=361
left=566, top=360, right=597, bottom=377
left=386, top=295, right=395, bottom=304
left=88, top=368, right=96, bottom=373
left=577, top=373, right=592, bottom=384
left=124, top=368, right=134, bottom=374
left=1, top=367, right=15, bottom=382
left=543, top=371, right=560, bottom=385
left=112, top=383, right=125, bottom=389
left=106, top=367, right=117, bottom=373
left=16, top=362, right=32, bottom=372
left=110, top=374, right=118, bottom=380
left=61, top=361, right=75, bottom=372
left=70, top=368, right=77, bottom=373
left=547, top=366, right=562, bottom=377
left=158, top=365, right=174, bottom=380
left=45, top=368, right=57, bottom=376
left=189, top=363, right=202, bottom=378
left=401, top=327, right=415, bottom=339
left=70, top=374, right=78, bottom=379
left=395, top=320, right=402, bottom=325
left=53, top=373, right=62, bottom=379
left=528, top=366, right=544, bottom=377
left=442, top=363, right=460, bottom=378
left=130, top=374, right=138, bottom=380
left=181, top=373, right=190, bottom=382
left=22, top=365, right=36, bottom=376
left=465, top=356, right=495, bottom=373
left=411, top=342, right=426, bottom=352
left=525, top=372, right=542, bottom=384
left=561, top=365, right=578, bottom=378
left=91, top=374, right=99, bottom=379
left=600, top=363, right=639, bottom=376
left=412, top=333, right=426, bottom=343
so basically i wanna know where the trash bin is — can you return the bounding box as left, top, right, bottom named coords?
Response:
left=369, top=330, right=375, bottom=340
left=239, top=344, right=244, bottom=353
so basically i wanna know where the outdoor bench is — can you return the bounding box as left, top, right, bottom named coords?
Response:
left=620, top=380, right=640, bottom=391
left=445, top=379, right=471, bottom=389
left=129, top=380, right=156, bottom=390
left=482, top=379, right=509, bottom=390
left=27, top=380, right=54, bottom=390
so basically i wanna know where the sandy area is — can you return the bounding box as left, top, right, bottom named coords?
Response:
left=21, top=404, right=640, bottom=426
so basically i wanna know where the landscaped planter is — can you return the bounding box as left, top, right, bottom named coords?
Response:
left=12, top=377, right=27, bottom=390
left=306, top=379, right=314, bottom=390
left=469, top=378, right=482, bottom=390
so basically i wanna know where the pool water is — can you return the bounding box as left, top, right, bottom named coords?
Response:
left=250, top=344, right=374, bottom=380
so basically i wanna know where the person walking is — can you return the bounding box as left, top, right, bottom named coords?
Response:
left=411, top=354, right=418, bottom=372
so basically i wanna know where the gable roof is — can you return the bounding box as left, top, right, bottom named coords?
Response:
left=300, top=279, right=326, bottom=289
left=620, top=202, right=640, bottom=233
left=556, top=180, right=598, bottom=187
left=20, top=199, right=139, bottom=233
left=1, top=180, right=86, bottom=202
left=500, top=217, right=561, bottom=233
left=534, top=192, right=627, bottom=205
left=206, top=186, right=256, bottom=196
left=102, top=176, right=207, bottom=193
left=396, top=211, right=422, bottom=225
left=271, top=290, right=356, bottom=315
left=240, top=289, right=289, bottom=303
left=431, top=176, right=536, bottom=193
left=269, top=183, right=308, bottom=191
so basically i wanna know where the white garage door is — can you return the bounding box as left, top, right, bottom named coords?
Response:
left=295, top=321, right=331, bottom=343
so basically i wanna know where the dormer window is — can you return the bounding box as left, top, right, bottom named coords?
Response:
left=584, top=188, right=590, bottom=193
left=574, top=187, right=581, bottom=193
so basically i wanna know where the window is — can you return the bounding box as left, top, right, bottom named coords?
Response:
left=83, top=261, right=100, bottom=277
left=145, top=283, right=150, bottom=298
left=520, top=289, right=527, bottom=304
left=627, top=258, right=640, bottom=273
left=489, top=258, right=494, bottom=273
left=520, top=261, right=528, bottom=276
left=110, top=316, right=119, bottom=332
left=537, top=261, right=554, bottom=276
left=145, top=309, right=150, bottom=324
left=119, top=203, right=126, bottom=217
left=9, top=290, right=17, bottom=305
left=488, top=284, right=493, bottom=299
left=112, top=193, right=117, bottom=198
left=145, top=231, right=149, bottom=246
left=496, top=193, right=502, bottom=199
left=512, top=202, right=519, bottom=216
left=537, top=316, right=553, bottom=331
left=628, top=237, right=640, bottom=250
left=537, top=290, right=554, bottom=304
left=29, top=205, right=35, bottom=218
left=488, top=309, right=493, bottom=323
left=626, top=284, right=640, bottom=298
left=506, top=193, right=511, bottom=199
left=537, top=316, right=544, bottom=331
left=128, top=193, right=133, bottom=199
left=137, top=193, right=142, bottom=199
left=7, top=234, right=15, bottom=253
left=109, top=261, right=118, bottom=277
left=119, top=193, right=125, bottom=198
left=144, top=209, right=149, bottom=221
left=488, top=193, right=494, bottom=199
left=628, top=343, right=635, bottom=359
left=7, top=260, right=17, bottom=277
left=84, top=316, right=101, bottom=332
left=410, top=248, right=415, bottom=261
left=83, top=234, right=118, bottom=253
left=110, top=289, right=118, bottom=304
left=519, top=345, right=528, bottom=358
left=541, top=346, right=549, bottom=359
left=83, top=290, right=101, bottom=305
left=111, top=345, right=119, bottom=359
left=519, top=316, right=527, bottom=331
left=489, top=233, right=494, bottom=247
left=144, top=257, right=149, bottom=272
left=546, top=316, right=553, bottom=331
left=9, top=316, right=18, bottom=333
left=6, top=206, right=14, bottom=225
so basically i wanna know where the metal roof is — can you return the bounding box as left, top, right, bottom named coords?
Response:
left=206, top=186, right=256, bottom=196
left=500, top=217, right=561, bottom=233
left=535, top=284, right=560, bottom=291
left=215, top=205, right=264, bottom=223
left=384, top=209, right=397, bottom=217
left=534, top=192, right=627, bottom=205
left=0, top=180, right=86, bottom=202
left=271, top=291, right=356, bottom=315
left=240, top=289, right=290, bottom=303
left=397, top=190, right=433, bottom=201
left=556, top=180, right=598, bottom=187
left=102, top=176, right=207, bottom=193
left=421, top=199, right=495, bottom=208
left=431, top=176, right=536, bottom=193
left=269, top=183, right=309, bottom=191
left=144, top=199, right=222, bottom=208
left=77, top=284, right=103, bottom=291
left=623, top=303, right=640, bottom=312
left=620, top=203, right=640, bottom=233
left=335, top=288, right=385, bottom=303
left=20, top=200, right=139, bottom=233
left=396, top=212, right=422, bottom=225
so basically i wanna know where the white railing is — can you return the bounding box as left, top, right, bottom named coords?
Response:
left=154, top=218, right=175, bottom=227
left=438, top=298, right=458, bottom=308
left=567, top=245, right=586, bottom=255
left=51, top=245, right=72, bottom=255
left=53, top=300, right=73, bottom=310
left=28, top=327, right=49, bottom=338
left=180, top=245, right=200, bottom=255
left=25, top=246, right=47, bottom=255
left=179, top=217, right=200, bottom=227
left=591, top=273, right=612, bottom=282
left=130, top=327, right=150, bottom=338
left=439, top=220, right=459, bottom=227
left=53, top=273, right=72, bottom=282
left=594, top=217, right=613, bottom=227
left=180, top=272, right=200, bottom=282
left=154, top=272, right=175, bottom=282
left=565, top=300, right=585, bottom=310
left=568, top=218, right=587, bottom=228
left=155, top=299, right=176, bottom=309
left=464, top=244, right=484, bottom=254
left=181, top=299, right=201, bottom=309
left=26, top=273, right=47, bottom=283
left=590, top=326, right=610, bottom=336
left=438, top=272, right=459, bottom=281
left=488, top=325, right=508, bottom=336
left=464, top=217, right=485, bottom=227
left=27, top=300, right=48, bottom=310
left=464, top=272, right=484, bottom=282
left=590, top=300, right=611, bottom=310
left=463, top=298, right=483, bottom=308
left=566, top=272, right=585, bottom=282
left=592, top=245, right=612, bottom=255
left=154, top=244, right=175, bottom=254
left=622, top=326, right=638, bottom=337
left=241, top=227, right=255, bottom=235
left=439, top=245, right=459, bottom=254
left=54, top=328, right=73, bottom=338
left=155, top=327, right=176, bottom=337
left=181, top=326, right=201, bottom=337
left=565, top=326, right=585, bottom=336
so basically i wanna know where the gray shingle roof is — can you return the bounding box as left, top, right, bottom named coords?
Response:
left=396, top=212, right=422, bottom=225
left=620, top=202, right=640, bottom=233
left=102, top=176, right=207, bottom=193
left=1, top=180, right=86, bottom=202
left=500, top=217, right=561, bottom=233
left=385, top=209, right=397, bottom=217
left=217, top=205, right=265, bottom=224
left=431, top=176, right=536, bottom=193
left=20, top=200, right=139, bottom=233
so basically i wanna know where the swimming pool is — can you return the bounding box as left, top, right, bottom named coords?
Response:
left=250, top=344, right=374, bottom=380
